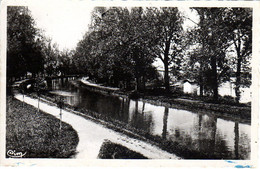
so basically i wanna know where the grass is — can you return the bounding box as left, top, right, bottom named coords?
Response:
left=6, top=96, right=79, bottom=158
left=98, top=140, right=148, bottom=159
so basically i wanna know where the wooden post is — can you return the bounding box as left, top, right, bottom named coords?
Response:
left=59, top=107, right=62, bottom=130
left=37, top=93, right=40, bottom=113
left=58, top=97, right=63, bottom=131
left=23, top=93, right=24, bottom=108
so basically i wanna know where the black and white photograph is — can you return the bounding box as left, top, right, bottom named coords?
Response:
left=1, top=0, right=259, bottom=168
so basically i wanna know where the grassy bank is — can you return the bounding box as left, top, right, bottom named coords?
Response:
left=6, top=96, right=79, bottom=158
left=98, top=140, right=148, bottom=159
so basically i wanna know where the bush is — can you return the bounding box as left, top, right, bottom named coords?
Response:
left=98, top=140, right=147, bottom=159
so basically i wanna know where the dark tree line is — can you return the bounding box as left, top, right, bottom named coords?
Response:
left=7, top=6, right=77, bottom=84
left=73, top=7, right=185, bottom=91
left=7, top=6, right=44, bottom=80
left=7, top=6, right=252, bottom=103
left=73, top=7, right=252, bottom=102
left=186, top=8, right=252, bottom=102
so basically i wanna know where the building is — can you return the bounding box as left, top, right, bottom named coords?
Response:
left=183, top=80, right=199, bottom=95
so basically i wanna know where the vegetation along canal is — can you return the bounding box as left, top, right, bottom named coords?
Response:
left=47, top=78, right=250, bottom=160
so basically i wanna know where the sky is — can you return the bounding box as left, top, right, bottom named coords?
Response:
left=28, top=1, right=94, bottom=51
left=28, top=2, right=199, bottom=51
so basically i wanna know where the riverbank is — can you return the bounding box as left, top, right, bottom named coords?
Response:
left=6, top=96, right=79, bottom=158
left=25, top=90, right=246, bottom=159
left=12, top=78, right=250, bottom=159
left=14, top=94, right=180, bottom=159
left=76, top=79, right=251, bottom=121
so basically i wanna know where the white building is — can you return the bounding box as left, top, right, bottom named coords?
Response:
left=181, top=80, right=251, bottom=103
left=183, top=80, right=199, bottom=95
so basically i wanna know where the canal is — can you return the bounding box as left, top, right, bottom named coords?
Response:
left=48, top=78, right=251, bottom=159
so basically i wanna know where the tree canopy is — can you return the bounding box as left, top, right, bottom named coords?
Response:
left=7, top=6, right=44, bottom=80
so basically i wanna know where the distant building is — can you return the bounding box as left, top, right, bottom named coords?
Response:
left=183, top=80, right=199, bottom=95
left=179, top=79, right=251, bottom=103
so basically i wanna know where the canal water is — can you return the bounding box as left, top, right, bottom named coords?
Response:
left=49, top=78, right=251, bottom=159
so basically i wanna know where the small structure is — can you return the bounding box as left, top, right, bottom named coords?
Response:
left=183, top=80, right=199, bottom=95
left=26, top=72, right=32, bottom=78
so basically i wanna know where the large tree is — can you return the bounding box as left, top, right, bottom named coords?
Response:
left=189, top=8, right=252, bottom=102
left=225, top=8, right=252, bottom=103
left=75, top=7, right=158, bottom=90
left=146, top=7, right=184, bottom=92
left=7, top=6, right=44, bottom=81
left=188, top=8, right=235, bottom=100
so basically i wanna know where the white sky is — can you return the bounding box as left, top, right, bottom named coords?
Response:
left=28, top=2, right=199, bottom=52
left=28, top=1, right=94, bottom=51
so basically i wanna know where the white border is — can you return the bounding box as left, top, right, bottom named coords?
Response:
left=0, top=0, right=259, bottom=168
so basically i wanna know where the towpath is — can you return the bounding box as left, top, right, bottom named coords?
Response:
left=14, top=94, right=181, bottom=159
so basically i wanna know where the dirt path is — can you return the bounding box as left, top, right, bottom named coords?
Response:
left=14, top=94, right=181, bottom=159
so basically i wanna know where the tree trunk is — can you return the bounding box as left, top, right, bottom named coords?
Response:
left=164, top=61, right=169, bottom=92
left=142, top=76, right=146, bottom=91
left=235, top=38, right=242, bottom=103
left=235, top=57, right=241, bottom=103
left=164, top=42, right=171, bottom=93
left=211, top=54, right=218, bottom=101
left=199, top=10, right=205, bottom=97
left=199, top=68, right=204, bottom=96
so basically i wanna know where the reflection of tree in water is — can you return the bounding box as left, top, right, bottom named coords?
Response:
left=162, top=107, right=169, bottom=139
left=238, top=132, right=251, bottom=159
left=128, top=101, right=153, bottom=133
left=199, top=115, right=233, bottom=158
left=233, top=122, right=250, bottom=160
left=118, top=97, right=130, bottom=122
left=77, top=89, right=129, bottom=122
left=165, top=113, right=233, bottom=158
left=234, top=122, right=239, bottom=159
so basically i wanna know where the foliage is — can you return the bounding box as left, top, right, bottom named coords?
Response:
left=224, top=8, right=252, bottom=102
left=74, top=7, right=161, bottom=89
left=145, top=7, right=184, bottom=91
left=7, top=6, right=44, bottom=80
left=74, top=7, right=184, bottom=91
left=185, top=8, right=252, bottom=101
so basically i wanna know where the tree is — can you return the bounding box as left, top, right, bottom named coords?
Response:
left=188, top=8, right=235, bottom=101
left=146, top=7, right=184, bottom=92
left=225, top=8, right=252, bottom=103
left=43, top=41, right=60, bottom=76
left=7, top=6, right=44, bottom=81
left=189, top=8, right=252, bottom=102
left=75, top=7, right=158, bottom=90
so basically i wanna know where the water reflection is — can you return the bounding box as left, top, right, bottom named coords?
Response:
left=162, top=107, right=169, bottom=139
left=49, top=78, right=251, bottom=159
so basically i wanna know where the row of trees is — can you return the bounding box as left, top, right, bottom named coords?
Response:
left=73, top=7, right=252, bottom=102
left=187, top=8, right=252, bottom=102
left=7, top=6, right=252, bottom=103
left=7, top=6, right=44, bottom=79
left=7, top=6, right=76, bottom=83
left=74, top=7, right=185, bottom=91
